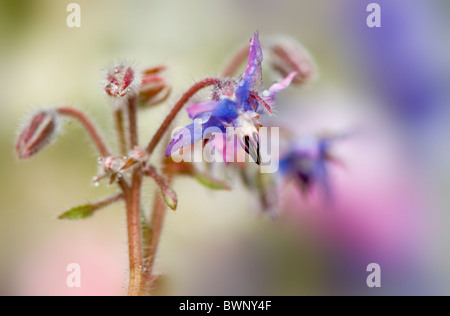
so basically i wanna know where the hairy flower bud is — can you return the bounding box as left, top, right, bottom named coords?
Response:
left=139, top=65, right=171, bottom=107
left=268, top=36, right=316, bottom=86
left=120, top=146, right=148, bottom=171
left=16, top=109, right=59, bottom=159
left=104, top=61, right=138, bottom=98
left=94, top=156, right=127, bottom=185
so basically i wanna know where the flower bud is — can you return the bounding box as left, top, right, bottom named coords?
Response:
left=101, top=156, right=125, bottom=173
left=94, top=156, right=126, bottom=185
left=104, top=62, right=138, bottom=98
left=268, top=36, right=316, bottom=86
left=139, top=66, right=171, bottom=107
left=16, top=109, right=59, bottom=159
left=120, top=146, right=148, bottom=171
left=161, top=185, right=178, bottom=211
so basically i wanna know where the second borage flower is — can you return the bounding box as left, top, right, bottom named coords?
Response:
left=165, top=31, right=297, bottom=164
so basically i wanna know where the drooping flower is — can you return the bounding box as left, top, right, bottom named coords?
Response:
left=165, top=31, right=297, bottom=164
left=279, top=135, right=343, bottom=201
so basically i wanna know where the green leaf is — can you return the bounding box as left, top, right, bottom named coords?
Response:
left=57, top=193, right=124, bottom=220
left=58, top=204, right=95, bottom=220
left=195, top=173, right=231, bottom=191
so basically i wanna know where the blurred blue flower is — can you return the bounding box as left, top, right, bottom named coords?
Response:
left=279, top=135, right=343, bottom=202
left=345, top=1, right=446, bottom=132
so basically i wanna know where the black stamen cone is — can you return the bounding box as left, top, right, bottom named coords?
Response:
left=244, top=135, right=261, bottom=165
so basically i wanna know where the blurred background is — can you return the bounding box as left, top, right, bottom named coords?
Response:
left=1, top=0, right=450, bottom=295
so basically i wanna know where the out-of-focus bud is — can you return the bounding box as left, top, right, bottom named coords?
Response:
left=267, top=36, right=316, bottom=86
left=139, top=66, right=171, bottom=107
left=104, top=62, right=138, bottom=98
left=16, top=109, right=59, bottom=159
left=101, top=156, right=125, bottom=173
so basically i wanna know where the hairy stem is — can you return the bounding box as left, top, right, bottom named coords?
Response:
left=143, top=165, right=171, bottom=193
left=145, top=177, right=170, bottom=287
left=117, top=177, right=130, bottom=194
left=127, top=95, right=138, bottom=150
left=92, top=192, right=124, bottom=210
left=114, top=108, right=127, bottom=156
left=221, top=43, right=249, bottom=78
left=145, top=78, right=221, bottom=156
left=141, top=79, right=224, bottom=289
left=57, top=106, right=110, bottom=157
left=123, top=92, right=144, bottom=295
left=125, top=169, right=144, bottom=296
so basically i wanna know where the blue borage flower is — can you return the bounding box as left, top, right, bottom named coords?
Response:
left=165, top=31, right=297, bottom=164
left=279, top=135, right=341, bottom=201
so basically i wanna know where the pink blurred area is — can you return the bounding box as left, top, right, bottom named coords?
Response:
left=14, top=227, right=127, bottom=296
left=283, top=90, right=424, bottom=239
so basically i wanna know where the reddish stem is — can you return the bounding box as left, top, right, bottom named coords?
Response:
left=145, top=175, right=171, bottom=287
left=143, top=165, right=170, bottom=192
left=57, top=106, right=111, bottom=157
left=122, top=92, right=144, bottom=296
left=127, top=95, right=138, bottom=150
left=125, top=169, right=144, bottom=296
left=114, top=108, right=127, bottom=156
left=145, top=78, right=221, bottom=156
left=91, top=192, right=124, bottom=210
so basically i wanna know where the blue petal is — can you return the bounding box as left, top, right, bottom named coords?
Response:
left=166, top=98, right=241, bottom=156
left=210, top=98, right=240, bottom=122
left=242, top=31, right=263, bottom=91
left=314, top=159, right=332, bottom=203
left=166, top=109, right=234, bottom=157
left=165, top=122, right=203, bottom=157
left=235, top=31, right=263, bottom=111
left=235, top=78, right=250, bottom=105
left=235, top=79, right=261, bottom=112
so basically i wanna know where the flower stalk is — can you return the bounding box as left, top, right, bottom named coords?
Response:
left=114, top=108, right=127, bottom=156
left=125, top=169, right=144, bottom=296
left=145, top=77, right=221, bottom=156
left=56, top=106, right=111, bottom=157
left=15, top=31, right=306, bottom=296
